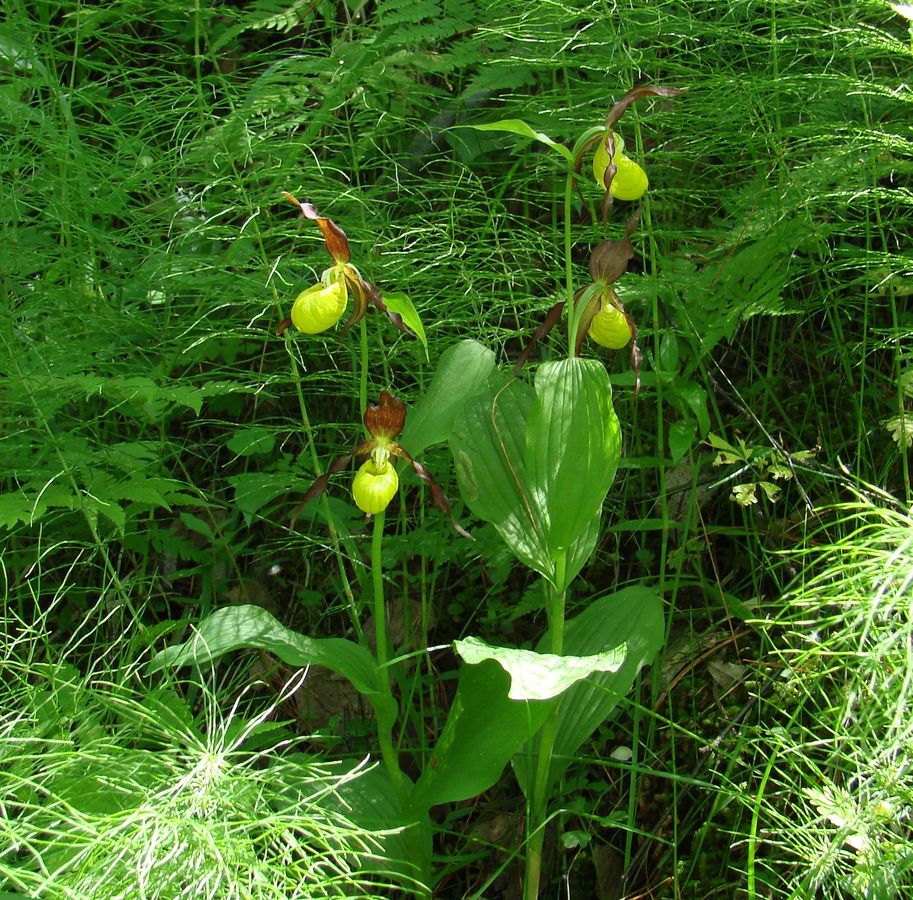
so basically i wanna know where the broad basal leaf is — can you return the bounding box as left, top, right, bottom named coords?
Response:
left=513, top=586, right=665, bottom=795
left=148, top=605, right=396, bottom=732
left=410, top=658, right=552, bottom=811
left=453, top=636, right=625, bottom=701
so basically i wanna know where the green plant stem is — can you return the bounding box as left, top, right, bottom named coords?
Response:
left=563, top=166, right=578, bottom=358
left=524, top=552, right=568, bottom=900
left=286, top=341, right=363, bottom=642
left=747, top=744, right=779, bottom=899
left=371, top=510, right=389, bottom=669
left=359, top=318, right=369, bottom=434
left=370, top=510, right=405, bottom=797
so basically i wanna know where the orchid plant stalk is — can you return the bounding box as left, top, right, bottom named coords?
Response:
left=461, top=83, right=684, bottom=900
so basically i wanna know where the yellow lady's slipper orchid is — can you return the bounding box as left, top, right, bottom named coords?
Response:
left=295, top=391, right=471, bottom=537
left=281, top=193, right=424, bottom=342
left=578, top=222, right=642, bottom=390
left=352, top=457, right=399, bottom=514
left=588, top=295, right=633, bottom=349
left=592, top=131, right=649, bottom=201
left=281, top=194, right=376, bottom=336
left=609, top=154, right=649, bottom=201
left=291, top=273, right=348, bottom=334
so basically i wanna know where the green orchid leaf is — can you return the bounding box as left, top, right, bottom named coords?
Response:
left=526, top=358, right=621, bottom=566
left=469, top=119, right=574, bottom=164
left=668, top=416, right=696, bottom=463
left=450, top=379, right=554, bottom=578
left=148, top=605, right=396, bottom=732
left=563, top=510, right=602, bottom=587
left=674, top=379, right=710, bottom=438
left=401, top=339, right=497, bottom=458
left=411, top=658, right=552, bottom=811
left=513, top=586, right=665, bottom=796
left=450, top=358, right=621, bottom=586
left=381, top=292, right=429, bottom=361
left=454, top=636, right=625, bottom=701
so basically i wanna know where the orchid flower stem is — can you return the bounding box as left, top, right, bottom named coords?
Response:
left=370, top=509, right=406, bottom=797
left=359, top=318, right=369, bottom=435
left=286, top=341, right=363, bottom=642
left=524, top=551, right=568, bottom=900
left=371, top=510, right=388, bottom=669
left=564, top=165, right=578, bottom=358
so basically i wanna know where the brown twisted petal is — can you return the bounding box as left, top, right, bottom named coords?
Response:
left=282, top=193, right=351, bottom=264
left=364, top=281, right=412, bottom=337
left=364, top=391, right=406, bottom=440
left=412, top=458, right=473, bottom=540
left=392, top=442, right=473, bottom=540
left=291, top=447, right=361, bottom=527
left=604, top=85, right=687, bottom=130
left=513, top=299, right=566, bottom=373
left=338, top=267, right=370, bottom=334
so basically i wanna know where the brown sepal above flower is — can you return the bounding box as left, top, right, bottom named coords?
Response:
left=363, top=390, right=406, bottom=441
left=603, top=84, right=687, bottom=131
left=282, top=191, right=351, bottom=264
left=588, top=236, right=634, bottom=287
left=588, top=209, right=641, bottom=286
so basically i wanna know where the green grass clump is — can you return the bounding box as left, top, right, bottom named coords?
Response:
left=0, top=601, right=403, bottom=899
left=737, top=497, right=913, bottom=898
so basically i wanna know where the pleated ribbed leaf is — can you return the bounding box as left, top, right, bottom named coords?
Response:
left=450, top=358, right=621, bottom=585
left=526, top=358, right=621, bottom=557
left=450, top=379, right=553, bottom=578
